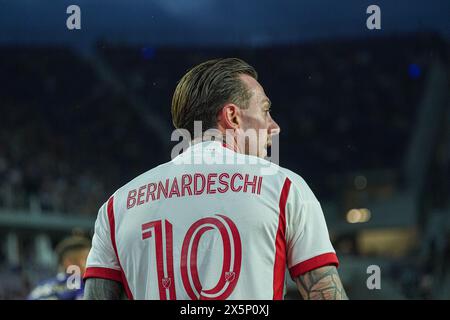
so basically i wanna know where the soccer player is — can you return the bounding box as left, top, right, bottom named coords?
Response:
left=28, top=236, right=91, bottom=300
left=84, top=58, right=348, bottom=300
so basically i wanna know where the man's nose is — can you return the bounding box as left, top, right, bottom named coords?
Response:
left=269, top=118, right=281, bottom=136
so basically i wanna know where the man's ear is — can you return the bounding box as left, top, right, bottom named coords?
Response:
left=217, top=103, right=240, bottom=130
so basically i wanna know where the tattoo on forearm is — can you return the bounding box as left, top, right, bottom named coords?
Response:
left=295, top=266, right=348, bottom=300
left=84, top=278, right=126, bottom=300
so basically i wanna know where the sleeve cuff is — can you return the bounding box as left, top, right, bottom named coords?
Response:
left=83, top=267, right=123, bottom=283
left=289, top=252, right=339, bottom=279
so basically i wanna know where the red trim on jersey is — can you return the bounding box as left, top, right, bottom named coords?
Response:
left=273, top=178, right=291, bottom=300
left=222, top=142, right=235, bottom=152
left=164, top=220, right=177, bottom=300
left=289, top=252, right=339, bottom=278
left=83, top=267, right=122, bottom=282
left=107, top=196, right=134, bottom=300
left=191, top=226, right=214, bottom=296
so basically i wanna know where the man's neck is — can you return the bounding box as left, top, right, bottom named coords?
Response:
left=190, top=129, right=242, bottom=154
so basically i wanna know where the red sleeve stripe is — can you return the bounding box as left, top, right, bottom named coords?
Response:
left=289, top=252, right=339, bottom=279
left=107, top=195, right=135, bottom=300
left=83, top=267, right=123, bottom=282
left=273, top=178, right=291, bottom=300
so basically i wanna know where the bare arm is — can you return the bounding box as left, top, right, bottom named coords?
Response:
left=295, top=265, right=348, bottom=300
left=84, top=278, right=126, bottom=300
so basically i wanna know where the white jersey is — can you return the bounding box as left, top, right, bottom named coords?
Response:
left=84, top=141, right=338, bottom=300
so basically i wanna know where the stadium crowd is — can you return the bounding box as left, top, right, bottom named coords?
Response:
left=0, top=34, right=440, bottom=214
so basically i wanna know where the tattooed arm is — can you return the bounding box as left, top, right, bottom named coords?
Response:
left=84, top=278, right=126, bottom=300
left=295, top=266, right=348, bottom=300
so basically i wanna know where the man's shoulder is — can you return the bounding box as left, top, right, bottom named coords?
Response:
left=277, top=167, right=306, bottom=185
left=118, top=161, right=172, bottom=192
left=276, top=167, right=318, bottom=202
left=232, top=158, right=314, bottom=199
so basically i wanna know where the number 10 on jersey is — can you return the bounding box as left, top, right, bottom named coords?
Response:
left=141, top=214, right=242, bottom=300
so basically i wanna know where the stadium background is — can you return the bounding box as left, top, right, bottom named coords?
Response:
left=0, top=0, right=449, bottom=299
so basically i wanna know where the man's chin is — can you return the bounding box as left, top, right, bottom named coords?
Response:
left=241, top=143, right=268, bottom=159
left=258, top=147, right=268, bottom=159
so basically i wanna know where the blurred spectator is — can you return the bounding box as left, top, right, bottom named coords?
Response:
left=27, top=236, right=91, bottom=300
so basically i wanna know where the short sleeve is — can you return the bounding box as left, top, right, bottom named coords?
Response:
left=83, top=200, right=123, bottom=283
left=284, top=173, right=339, bottom=279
